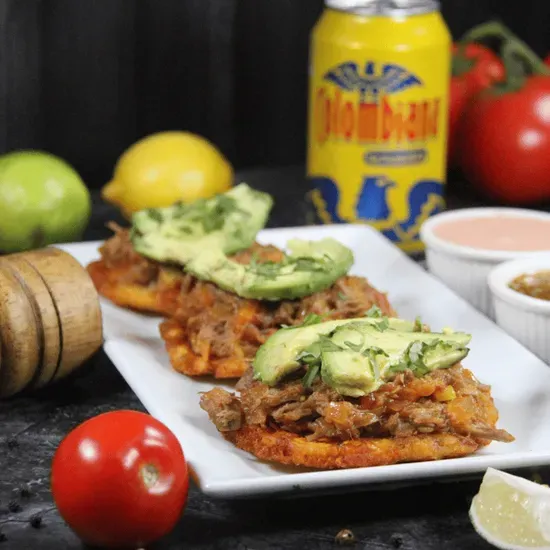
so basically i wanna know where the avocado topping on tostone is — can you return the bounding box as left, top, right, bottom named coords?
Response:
left=184, top=237, right=354, bottom=301
left=252, top=314, right=471, bottom=396
left=129, top=183, right=273, bottom=265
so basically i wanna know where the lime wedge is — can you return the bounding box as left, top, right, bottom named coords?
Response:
left=470, top=468, right=550, bottom=549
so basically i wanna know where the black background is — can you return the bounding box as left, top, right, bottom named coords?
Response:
left=0, top=0, right=549, bottom=188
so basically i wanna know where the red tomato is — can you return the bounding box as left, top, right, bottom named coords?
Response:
left=448, top=43, right=505, bottom=166
left=459, top=75, right=550, bottom=204
left=51, top=410, right=189, bottom=549
left=452, top=43, right=505, bottom=93
left=546, top=54, right=550, bottom=66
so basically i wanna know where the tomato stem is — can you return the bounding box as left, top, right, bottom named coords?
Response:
left=453, top=20, right=510, bottom=77
left=459, top=20, right=550, bottom=77
left=492, top=40, right=550, bottom=95
left=458, top=20, right=515, bottom=46
left=494, top=42, right=527, bottom=93
left=452, top=55, right=474, bottom=78
left=502, top=35, right=550, bottom=77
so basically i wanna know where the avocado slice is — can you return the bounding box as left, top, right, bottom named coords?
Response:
left=323, top=323, right=470, bottom=395
left=130, top=183, right=273, bottom=265
left=321, top=349, right=381, bottom=397
left=184, top=237, right=354, bottom=301
left=254, top=319, right=351, bottom=385
left=253, top=317, right=423, bottom=386
left=252, top=316, right=471, bottom=396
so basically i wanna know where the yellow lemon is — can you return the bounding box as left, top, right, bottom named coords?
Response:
left=102, top=131, right=233, bottom=216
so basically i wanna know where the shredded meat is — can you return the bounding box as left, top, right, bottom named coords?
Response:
left=95, top=224, right=398, bottom=377
left=239, top=377, right=306, bottom=425
left=170, top=273, right=396, bottom=367
left=308, top=402, right=378, bottom=440
left=100, top=223, right=140, bottom=266
left=265, top=276, right=395, bottom=327
left=200, top=365, right=515, bottom=443
left=200, top=388, right=243, bottom=432
left=100, top=223, right=161, bottom=285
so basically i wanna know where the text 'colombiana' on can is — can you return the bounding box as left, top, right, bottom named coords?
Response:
left=307, top=0, right=451, bottom=254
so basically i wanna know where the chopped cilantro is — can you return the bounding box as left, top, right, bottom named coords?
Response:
left=361, top=346, right=388, bottom=359
left=200, top=195, right=242, bottom=233
left=373, top=317, right=389, bottom=332
left=365, top=305, right=382, bottom=318
left=201, top=215, right=224, bottom=233
left=387, top=360, right=409, bottom=375
left=386, top=340, right=448, bottom=378
left=318, top=334, right=343, bottom=353
left=337, top=292, right=348, bottom=301
left=361, top=348, right=387, bottom=380
left=300, top=313, right=324, bottom=327
left=297, top=341, right=321, bottom=362
left=214, top=195, right=238, bottom=213
left=344, top=340, right=363, bottom=353
left=297, top=352, right=320, bottom=366
left=302, top=364, right=320, bottom=388
left=146, top=209, right=163, bottom=223
left=177, top=225, right=193, bottom=235
left=299, top=335, right=342, bottom=388
left=407, top=341, right=424, bottom=363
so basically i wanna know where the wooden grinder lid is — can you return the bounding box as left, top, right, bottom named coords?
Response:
left=0, top=264, right=42, bottom=397
left=0, top=247, right=103, bottom=398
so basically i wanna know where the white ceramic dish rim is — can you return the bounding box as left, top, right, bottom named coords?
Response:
left=488, top=254, right=550, bottom=314
left=420, top=207, right=550, bottom=262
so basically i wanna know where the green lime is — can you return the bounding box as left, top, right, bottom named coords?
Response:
left=0, top=151, right=91, bottom=253
left=470, top=467, right=550, bottom=550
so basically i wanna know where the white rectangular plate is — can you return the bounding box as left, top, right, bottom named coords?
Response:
left=59, top=224, right=550, bottom=499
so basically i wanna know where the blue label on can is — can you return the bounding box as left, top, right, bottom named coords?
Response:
left=310, top=175, right=445, bottom=246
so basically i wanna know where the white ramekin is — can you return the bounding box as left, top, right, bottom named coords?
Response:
left=420, top=207, right=550, bottom=319
left=488, top=255, right=550, bottom=364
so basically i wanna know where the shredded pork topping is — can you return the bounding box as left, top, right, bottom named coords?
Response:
left=100, top=223, right=161, bottom=285
left=200, top=365, right=515, bottom=443
left=98, top=225, right=513, bottom=447
left=98, top=226, right=396, bottom=367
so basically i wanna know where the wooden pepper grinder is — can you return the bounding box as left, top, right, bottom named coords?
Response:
left=0, top=248, right=103, bottom=398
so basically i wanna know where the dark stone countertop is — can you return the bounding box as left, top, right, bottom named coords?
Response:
left=0, top=166, right=548, bottom=550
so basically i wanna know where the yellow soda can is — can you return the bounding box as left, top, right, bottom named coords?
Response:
left=307, top=0, right=451, bottom=254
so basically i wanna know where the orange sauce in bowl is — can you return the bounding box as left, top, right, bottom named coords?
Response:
left=433, top=216, right=550, bottom=251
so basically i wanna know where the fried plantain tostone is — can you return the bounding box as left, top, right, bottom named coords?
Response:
left=223, top=426, right=488, bottom=470
left=159, top=319, right=250, bottom=379
left=87, top=260, right=180, bottom=316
